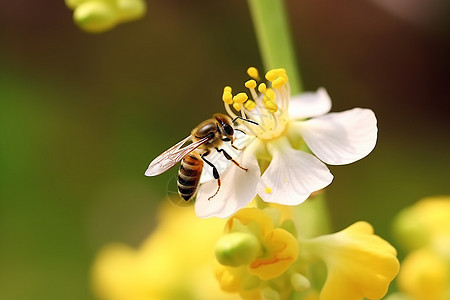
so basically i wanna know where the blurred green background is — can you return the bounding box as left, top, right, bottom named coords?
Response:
left=0, top=0, right=449, bottom=299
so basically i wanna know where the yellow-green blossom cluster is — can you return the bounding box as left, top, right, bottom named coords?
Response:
left=389, top=196, right=450, bottom=300
left=65, top=0, right=146, bottom=33
left=214, top=205, right=399, bottom=300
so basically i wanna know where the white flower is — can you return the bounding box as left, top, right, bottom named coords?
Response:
left=195, top=68, right=378, bottom=218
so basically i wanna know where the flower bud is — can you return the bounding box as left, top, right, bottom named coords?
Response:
left=215, top=232, right=260, bottom=267
left=116, top=0, right=146, bottom=22
left=65, top=0, right=87, bottom=9
left=290, top=273, right=311, bottom=291
left=73, top=1, right=118, bottom=33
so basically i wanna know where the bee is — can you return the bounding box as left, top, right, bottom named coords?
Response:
left=145, top=113, right=253, bottom=201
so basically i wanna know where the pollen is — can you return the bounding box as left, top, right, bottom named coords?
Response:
left=264, top=187, right=272, bottom=194
left=247, top=67, right=259, bottom=80
left=265, top=68, right=287, bottom=82
left=244, top=100, right=256, bottom=110
left=245, top=79, right=257, bottom=89
left=222, top=90, right=233, bottom=104
left=224, top=86, right=232, bottom=93
left=272, top=76, right=287, bottom=89
left=265, top=88, right=275, bottom=100
left=258, top=83, right=267, bottom=93
left=233, top=92, right=248, bottom=104
left=264, top=100, right=278, bottom=113
left=233, top=102, right=242, bottom=111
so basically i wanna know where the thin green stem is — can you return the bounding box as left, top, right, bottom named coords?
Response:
left=248, top=0, right=331, bottom=235
left=247, top=0, right=303, bottom=94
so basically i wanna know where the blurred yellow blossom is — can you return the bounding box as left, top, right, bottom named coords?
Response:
left=65, top=0, right=146, bottom=33
left=304, top=221, right=400, bottom=300
left=397, top=248, right=449, bottom=300
left=91, top=202, right=241, bottom=300
left=214, top=207, right=399, bottom=300
left=392, top=196, right=450, bottom=300
left=393, top=196, right=450, bottom=252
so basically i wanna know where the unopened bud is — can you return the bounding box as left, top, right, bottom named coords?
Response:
left=116, top=0, right=146, bottom=22
left=73, top=1, right=118, bottom=33
left=215, top=232, right=260, bottom=267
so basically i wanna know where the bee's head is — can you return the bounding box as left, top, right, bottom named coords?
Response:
left=213, top=113, right=234, bottom=139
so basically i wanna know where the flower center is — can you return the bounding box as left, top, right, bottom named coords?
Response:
left=222, top=67, right=291, bottom=142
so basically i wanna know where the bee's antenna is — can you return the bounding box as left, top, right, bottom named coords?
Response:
left=232, top=116, right=259, bottom=125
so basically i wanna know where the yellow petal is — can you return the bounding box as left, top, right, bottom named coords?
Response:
left=397, top=249, right=449, bottom=300
left=308, top=221, right=400, bottom=300
left=249, top=228, right=298, bottom=280
left=393, top=196, right=450, bottom=251
left=226, top=207, right=274, bottom=236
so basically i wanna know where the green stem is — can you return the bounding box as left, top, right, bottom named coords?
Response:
left=247, top=0, right=303, bottom=94
left=248, top=0, right=331, bottom=235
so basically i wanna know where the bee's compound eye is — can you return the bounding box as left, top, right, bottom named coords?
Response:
left=223, top=124, right=234, bottom=135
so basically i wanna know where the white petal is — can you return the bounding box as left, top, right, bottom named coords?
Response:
left=257, top=140, right=333, bottom=205
left=288, top=88, right=332, bottom=119
left=195, top=149, right=260, bottom=218
left=296, top=108, right=378, bottom=165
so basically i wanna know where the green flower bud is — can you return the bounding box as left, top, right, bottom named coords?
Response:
left=393, top=208, right=430, bottom=251
left=215, top=232, right=260, bottom=267
left=116, top=0, right=146, bottom=22
left=65, top=0, right=88, bottom=9
left=73, top=1, right=118, bottom=33
left=290, top=273, right=311, bottom=291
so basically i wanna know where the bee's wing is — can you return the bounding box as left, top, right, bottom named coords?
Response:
left=144, top=136, right=209, bottom=176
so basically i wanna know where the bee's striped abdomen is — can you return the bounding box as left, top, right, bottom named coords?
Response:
left=178, top=152, right=203, bottom=201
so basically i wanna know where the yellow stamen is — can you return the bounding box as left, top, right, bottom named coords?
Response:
left=245, top=79, right=257, bottom=89
left=265, top=68, right=287, bottom=82
left=222, top=91, right=233, bottom=105
left=258, top=83, right=267, bottom=93
left=233, top=92, right=248, bottom=104
left=233, top=102, right=241, bottom=111
left=265, top=187, right=272, bottom=194
left=224, top=86, right=232, bottom=93
left=264, top=100, right=278, bottom=113
left=244, top=100, right=256, bottom=110
left=272, top=76, right=287, bottom=89
left=265, top=88, right=275, bottom=100
left=247, top=67, right=259, bottom=80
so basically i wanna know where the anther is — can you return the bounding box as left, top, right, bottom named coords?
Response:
left=233, top=102, right=242, bottom=111
left=222, top=91, right=233, bottom=104
left=258, top=83, right=267, bottom=93
left=247, top=67, right=259, bottom=80
left=265, top=88, right=275, bottom=100
left=245, top=79, right=257, bottom=89
left=265, top=68, right=287, bottom=81
left=244, top=100, right=256, bottom=110
left=264, top=100, right=278, bottom=113
left=272, top=77, right=287, bottom=89
left=233, top=92, right=248, bottom=104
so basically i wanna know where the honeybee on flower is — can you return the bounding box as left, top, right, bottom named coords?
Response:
left=195, top=67, right=378, bottom=218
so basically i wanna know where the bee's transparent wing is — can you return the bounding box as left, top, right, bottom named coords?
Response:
left=145, top=136, right=209, bottom=176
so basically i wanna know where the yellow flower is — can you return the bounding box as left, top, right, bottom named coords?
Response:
left=304, top=221, right=400, bottom=300
left=397, top=248, right=449, bottom=300
left=65, top=0, right=146, bottom=33
left=392, top=196, right=450, bottom=300
left=393, top=196, right=450, bottom=252
left=214, top=207, right=299, bottom=299
left=91, top=202, right=241, bottom=300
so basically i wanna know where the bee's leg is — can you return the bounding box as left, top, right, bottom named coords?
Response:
left=215, top=147, right=248, bottom=171
left=201, top=150, right=221, bottom=200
